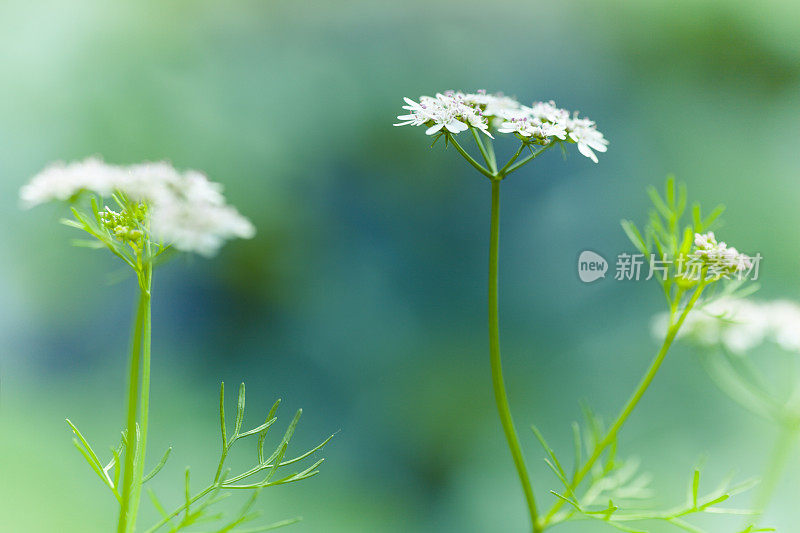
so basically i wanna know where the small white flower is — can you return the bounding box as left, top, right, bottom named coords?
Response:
left=395, top=92, right=492, bottom=138
left=463, top=91, right=522, bottom=122
left=394, top=97, right=432, bottom=127
left=525, top=101, right=569, bottom=125
left=497, top=116, right=540, bottom=137
left=768, top=301, right=800, bottom=352
left=21, top=158, right=255, bottom=257
left=653, top=298, right=800, bottom=356
left=149, top=195, right=255, bottom=257
left=568, top=126, right=608, bottom=164
left=539, top=121, right=568, bottom=141
left=20, top=157, right=127, bottom=208
left=690, top=232, right=752, bottom=274
left=142, top=166, right=255, bottom=257
left=395, top=90, right=608, bottom=162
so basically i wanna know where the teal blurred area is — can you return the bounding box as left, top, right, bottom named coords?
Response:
left=1, top=0, right=799, bottom=531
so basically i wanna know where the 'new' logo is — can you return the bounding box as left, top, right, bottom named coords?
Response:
left=578, top=251, right=608, bottom=283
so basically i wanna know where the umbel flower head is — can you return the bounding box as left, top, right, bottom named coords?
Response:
left=652, top=298, right=800, bottom=355
left=20, top=157, right=255, bottom=257
left=688, top=232, right=752, bottom=278
left=394, top=89, right=608, bottom=163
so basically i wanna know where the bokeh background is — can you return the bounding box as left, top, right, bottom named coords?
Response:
left=2, top=0, right=799, bottom=531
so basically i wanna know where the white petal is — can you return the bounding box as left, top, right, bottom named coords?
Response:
left=577, top=142, right=598, bottom=163
left=587, top=139, right=608, bottom=152
left=445, top=120, right=468, bottom=133
left=425, top=123, right=444, bottom=135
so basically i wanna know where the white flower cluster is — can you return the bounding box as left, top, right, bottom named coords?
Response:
left=395, top=92, right=492, bottom=137
left=394, top=90, right=608, bottom=163
left=690, top=232, right=752, bottom=275
left=20, top=157, right=255, bottom=257
left=652, top=298, right=800, bottom=355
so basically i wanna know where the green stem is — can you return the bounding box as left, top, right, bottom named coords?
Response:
left=504, top=143, right=555, bottom=176
left=488, top=180, right=541, bottom=532
left=752, top=424, right=797, bottom=520
left=128, top=253, right=153, bottom=533
left=471, top=127, right=497, bottom=174
left=542, top=283, right=706, bottom=527
left=448, top=134, right=495, bottom=180
left=498, top=143, right=526, bottom=176
left=143, top=485, right=216, bottom=533
left=118, top=280, right=151, bottom=532
left=117, top=256, right=153, bottom=533
left=484, top=134, right=498, bottom=172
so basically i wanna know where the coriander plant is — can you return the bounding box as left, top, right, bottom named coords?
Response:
left=395, top=91, right=767, bottom=532
left=20, top=159, right=331, bottom=533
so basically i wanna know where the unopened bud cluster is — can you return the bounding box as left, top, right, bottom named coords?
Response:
left=99, top=204, right=147, bottom=248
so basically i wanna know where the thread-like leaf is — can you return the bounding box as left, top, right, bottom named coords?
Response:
left=238, top=419, right=277, bottom=440
left=571, top=421, right=582, bottom=482
left=141, top=390, right=329, bottom=533
left=702, top=204, right=725, bottom=229
left=258, top=399, right=281, bottom=464
left=143, top=446, right=173, bottom=484
left=147, top=488, right=168, bottom=519
left=648, top=186, right=672, bottom=220
left=219, top=382, right=227, bottom=450
left=531, top=424, right=570, bottom=492
left=235, top=518, right=302, bottom=532
left=234, top=382, right=246, bottom=438
left=621, top=220, right=649, bottom=256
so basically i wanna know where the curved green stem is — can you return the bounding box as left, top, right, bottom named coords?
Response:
left=471, top=128, right=497, bottom=174
left=752, top=424, right=797, bottom=521
left=504, top=143, right=555, bottom=176
left=448, top=134, right=495, bottom=180
left=542, top=282, right=706, bottom=527
left=489, top=180, right=541, bottom=532
left=498, top=143, right=526, bottom=176
left=143, top=485, right=216, bottom=533
left=484, top=134, right=498, bottom=173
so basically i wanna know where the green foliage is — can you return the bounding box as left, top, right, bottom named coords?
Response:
left=533, top=410, right=765, bottom=532
left=67, top=382, right=332, bottom=533
left=62, top=194, right=171, bottom=285
left=621, top=177, right=714, bottom=296
left=527, top=178, right=767, bottom=531
left=622, top=176, right=757, bottom=317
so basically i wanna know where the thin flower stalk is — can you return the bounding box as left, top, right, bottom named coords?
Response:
left=396, top=89, right=608, bottom=532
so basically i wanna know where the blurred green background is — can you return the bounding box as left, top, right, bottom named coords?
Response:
left=2, top=0, right=799, bottom=531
